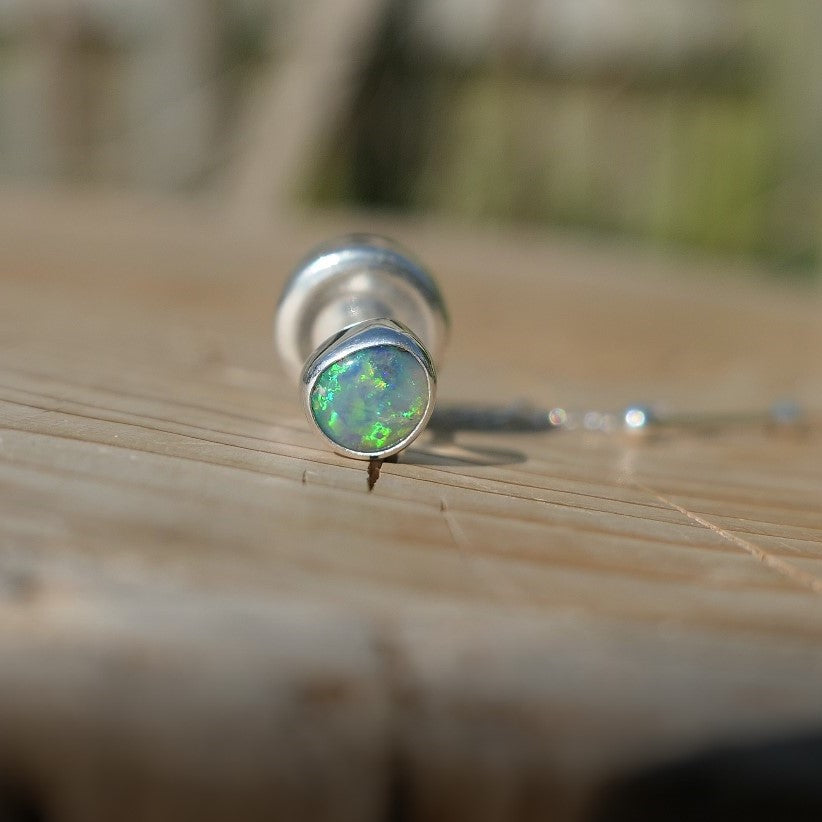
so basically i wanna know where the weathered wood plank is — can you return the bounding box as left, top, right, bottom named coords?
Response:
left=0, top=191, right=821, bottom=820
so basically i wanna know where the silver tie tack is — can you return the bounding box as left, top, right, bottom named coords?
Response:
left=275, top=235, right=449, bottom=466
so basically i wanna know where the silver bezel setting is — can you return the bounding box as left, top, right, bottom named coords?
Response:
left=301, top=320, right=437, bottom=460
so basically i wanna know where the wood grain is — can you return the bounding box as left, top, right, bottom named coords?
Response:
left=0, top=191, right=821, bottom=821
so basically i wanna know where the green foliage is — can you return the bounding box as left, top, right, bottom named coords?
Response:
left=305, top=6, right=820, bottom=276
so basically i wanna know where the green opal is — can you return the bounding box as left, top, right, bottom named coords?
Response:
left=310, top=345, right=429, bottom=454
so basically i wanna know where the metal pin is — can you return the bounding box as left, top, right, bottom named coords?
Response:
left=617, top=401, right=805, bottom=433
left=427, top=400, right=807, bottom=436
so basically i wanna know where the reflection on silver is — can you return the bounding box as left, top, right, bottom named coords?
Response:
left=275, top=235, right=448, bottom=382
left=623, top=406, right=650, bottom=430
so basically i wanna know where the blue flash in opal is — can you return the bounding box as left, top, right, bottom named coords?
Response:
left=309, top=345, right=428, bottom=453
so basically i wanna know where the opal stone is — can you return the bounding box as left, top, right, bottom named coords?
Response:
left=310, top=345, right=429, bottom=454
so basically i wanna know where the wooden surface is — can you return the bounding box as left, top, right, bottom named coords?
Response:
left=1, top=191, right=822, bottom=821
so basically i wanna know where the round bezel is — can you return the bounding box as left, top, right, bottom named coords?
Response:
left=300, top=320, right=437, bottom=460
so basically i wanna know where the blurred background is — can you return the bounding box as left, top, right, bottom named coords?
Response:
left=1, top=0, right=820, bottom=276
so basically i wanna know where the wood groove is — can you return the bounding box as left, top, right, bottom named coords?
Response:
left=639, top=483, right=822, bottom=595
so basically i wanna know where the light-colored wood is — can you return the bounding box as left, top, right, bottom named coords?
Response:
left=0, top=190, right=821, bottom=821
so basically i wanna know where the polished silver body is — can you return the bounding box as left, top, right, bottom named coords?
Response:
left=275, top=235, right=449, bottom=459
left=275, top=235, right=448, bottom=382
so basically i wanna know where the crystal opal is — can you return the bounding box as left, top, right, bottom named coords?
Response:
left=309, top=344, right=429, bottom=454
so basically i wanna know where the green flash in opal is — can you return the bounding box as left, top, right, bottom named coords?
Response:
left=309, top=345, right=429, bottom=454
